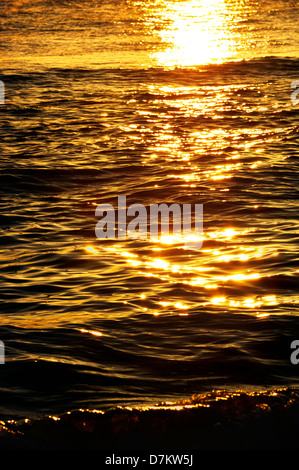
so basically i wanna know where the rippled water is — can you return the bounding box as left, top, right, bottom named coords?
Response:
left=1, top=0, right=299, bottom=443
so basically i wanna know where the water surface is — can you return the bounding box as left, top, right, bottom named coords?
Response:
left=0, top=0, right=299, bottom=429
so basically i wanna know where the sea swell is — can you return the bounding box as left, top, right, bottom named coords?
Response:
left=1, top=387, right=299, bottom=450
left=1, top=0, right=299, bottom=451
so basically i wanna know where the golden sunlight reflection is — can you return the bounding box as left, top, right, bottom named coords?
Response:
left=82, top=239, right=299, bottom=317
left=125, top=388, right=291, bottom=412
left=208, top=295, right=278, bottom=309
left=85, top=246, right=99, bottom=255
left=80, top=328, right=103, bottom=337
left=152, top=0, right=239, bottom=67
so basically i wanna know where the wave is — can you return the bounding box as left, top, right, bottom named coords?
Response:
left=1, top=387, right=299, bottom=450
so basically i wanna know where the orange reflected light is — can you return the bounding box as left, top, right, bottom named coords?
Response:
left=85, top=246, right=99, bottom=255
left=80, top=328, right=103, bottom=337
left=153, top=0, right=237, bottom=66
left=211, top=296, right=227, bottom=304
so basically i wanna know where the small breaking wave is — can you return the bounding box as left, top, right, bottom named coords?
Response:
left=1, top=387, right=299, bottom=450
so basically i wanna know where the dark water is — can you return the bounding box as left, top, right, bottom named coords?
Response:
left=1, top=0, right=299, bottom=449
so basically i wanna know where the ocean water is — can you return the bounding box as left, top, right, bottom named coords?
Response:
left=1, top=0, right=299, bottom=449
